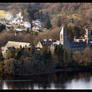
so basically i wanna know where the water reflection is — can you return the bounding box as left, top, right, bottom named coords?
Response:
left=65, top=78, right=92, bottom=89
left=1, top=72, right=92, bottom=89
left=2, top=81, right=10, bottom=90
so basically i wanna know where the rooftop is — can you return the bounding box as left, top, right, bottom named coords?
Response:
left=70, top=39, right=87, bottom=48
left=5, top=41, right=31, bottom=48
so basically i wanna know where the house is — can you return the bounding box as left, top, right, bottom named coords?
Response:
left=32, top=19, right=43, bottom=32
left=0, top=10, right=10, bottom=20
left=0, top=10, right=13, bottom=24
left=36, top=39, right=60, bottom=54
left=1, top=41, right=31, bottom=57
left=12, top=12, right=24, bottom=25
left=36, top=41, right=43, bottom=49
left=11, top=12, right=31, bottom=32
left=36, top=39, right=54, bottom=48
left=23, top=21, right=31, bottom=29
left=32, top=26, right=40, bottom=32
left=32, top=19, right=42, bottom=26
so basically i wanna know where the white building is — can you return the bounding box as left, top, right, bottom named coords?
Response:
left=12, top=12, right=24, bottom=25
left=1, top=41, right=31, bottom=57
left=24, top=21, right=31, bottom=29
left=32, top=19, right=43, bottom=32
left=6, top=12, right=13, bottom=21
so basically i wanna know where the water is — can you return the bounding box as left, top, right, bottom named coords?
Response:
left=1, top=72, right=92, bottom=90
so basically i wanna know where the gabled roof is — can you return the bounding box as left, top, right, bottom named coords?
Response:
left=40, top=41, right=53, bottom=46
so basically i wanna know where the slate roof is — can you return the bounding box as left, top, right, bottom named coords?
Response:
left=40, top=41, right=53, bottom=46
left=69, top=39, right=87, bottom=48
left=40, top=40, right=57, bottom=46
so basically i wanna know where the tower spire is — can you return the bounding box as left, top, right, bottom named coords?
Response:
left=60, top=26, right=70, bottom=50
left=60, top=26, right=66, bottom=45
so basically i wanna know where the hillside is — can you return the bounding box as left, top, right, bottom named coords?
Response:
left=0, top=3, right=92, bottom=29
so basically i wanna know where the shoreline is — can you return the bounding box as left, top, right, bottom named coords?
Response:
left=13, top=67, right=92, bottom=77
left=2, top=66, right=92, bottom=78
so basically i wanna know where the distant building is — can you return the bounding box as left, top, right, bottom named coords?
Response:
left=32, top=19, right=43, bottom=32
left=24, top=21, right=31, bottom=29
left=36, top=39, right=60, bottom=54
left=14, top=28, right=26, bottom=32
left=60, top=26, right=92, bottom=53
left=11, top=12, right=31, bottom=32
left=12, top=12, right=24, bottom=25
left=1, top=41, right=31, bottom=57
left=0, top=10, right=13, bottom=25
left=0, top=10, right=10, bottom=19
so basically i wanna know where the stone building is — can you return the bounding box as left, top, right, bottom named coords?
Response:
left=60, top=26, right=92, bottom=53
left=1, top=41, right=31, bottom=57
left=36, top=39, right=60, bottom=54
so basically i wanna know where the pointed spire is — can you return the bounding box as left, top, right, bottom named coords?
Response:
left=60, top=26, right=65, bottom=35
left=60, top=25, right=67, bottom=45
left=60, top=26, right=64, bottom=45
left=61, top=26, right=64, bottom=33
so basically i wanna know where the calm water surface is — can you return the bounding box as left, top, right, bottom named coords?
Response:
left=0, top=72, right=92, bottom=90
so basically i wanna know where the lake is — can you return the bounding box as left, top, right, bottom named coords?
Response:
left=0, top=72, right=92, bottom=90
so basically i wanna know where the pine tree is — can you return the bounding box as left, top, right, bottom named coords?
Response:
left=30, top=44, right=35, bottom=55
left=56, top=16, right=62, bottom=28
left=44, top=14, right=52, bottom=29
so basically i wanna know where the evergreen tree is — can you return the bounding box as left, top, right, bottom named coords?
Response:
left=43, top=14, right=52, bottom=29
left=30, top=44, right=35, bottom=55
left=15, top=48, right=24, bottom=60
left=68, top=49, right=73, bottom=62
left=54, top=45, right=64, bottom=66
left=56, top=16, right=62, bottom=28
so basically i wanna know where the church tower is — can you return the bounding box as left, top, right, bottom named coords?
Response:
left=60, top=26, right=70, bottom=50
left=60, top=26, right=67, bottom=45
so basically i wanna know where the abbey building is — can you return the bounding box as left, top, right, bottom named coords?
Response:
left=60, top=26, right=92, bottom=53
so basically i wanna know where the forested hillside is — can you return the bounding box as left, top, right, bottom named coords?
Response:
left=0, top=3, right=91, bottom=27
left=0, top=3, right=92, bottom=41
